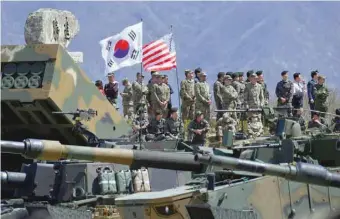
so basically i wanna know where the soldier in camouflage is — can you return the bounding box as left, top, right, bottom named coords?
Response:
left=275, top=71, right=294, bottom=116
left=147, top=71, right=157, bottom=117
left=132, top=72, right=148, bottom=115
left=245, top=70, right=254, bottom=84
left=213, top=72, right=225, bottom=120
left=256, top=71, right=269, bottom=105
left=164, top=107, right=182, bottom=140
left=231, top=72, right=243, bottom=108
left=195, top=72, right=211, bottom=122
left=239, top=72, right=246, bottom=85
left=146, top=110, right=166, bottom=141
left=221, top=75, right=238, bottom=120
left=216, top=112, right=237, bottom=141
left=130, top=106, right=149, bottom=143
left=314, top=75, right=329, bottom=117
left=247, top=116, right=264, bottom=139
left=244, top=73, right=264, bottom=136
left=120, top=78, right=134, bottom=120
left=150, top=72, right=170, bottom=118
left=188, top=111, right=210, bottom=145
left=180, top=70, right=196, bottom=122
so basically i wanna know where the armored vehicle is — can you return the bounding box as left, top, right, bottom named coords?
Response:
left=2, top=138, right=340, bottom=219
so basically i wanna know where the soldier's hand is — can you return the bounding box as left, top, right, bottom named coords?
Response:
left=208, top=100, right=212, bottom=105
left=281, top=97, right=286, bottom=103
left=197, top=130, right=202, bottom=135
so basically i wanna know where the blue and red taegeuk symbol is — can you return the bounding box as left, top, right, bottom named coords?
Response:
left=113, top=39, right=130, bottom=59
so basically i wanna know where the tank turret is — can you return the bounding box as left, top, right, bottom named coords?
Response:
left=195, top=153, right=340, bottom=188
left=0, top=139, right=203, bottom=172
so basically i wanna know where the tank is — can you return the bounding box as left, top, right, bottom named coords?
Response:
left=2, top=139, right=340, bottom=219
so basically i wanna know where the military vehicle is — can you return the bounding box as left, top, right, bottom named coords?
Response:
left=1, top=138, right=340, bottom=219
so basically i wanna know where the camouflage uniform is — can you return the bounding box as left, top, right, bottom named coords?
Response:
left=195, top=79, right=211, bottom=122
left=221, top=77, right=238, bottom=120
left=216, top=113, right=237, bottom=137
left=188, top=113, right=210, bottom=145
left=132, top=81, right=148, bottom=114
left=314, top=83, right=329, bottom=116
left=247, top=116, right=264, bottom=139
left=151, top=82, right=170, bottom=118
left=121, top=81, right=134, bottom=120
left=213, top=78, right=224, bottom=120
left=231, top=73, right=243, bottom=107
left=130, top=115, right=149, bottom=143
left=180, top=78, right=195, bottom=121
left=258, top=82, right=269, bottom=105
left=146, top=117, right=166, bottom=141
left=244, top=75, right=264, bottom=136
left=164, top=117, right=182, bottom=140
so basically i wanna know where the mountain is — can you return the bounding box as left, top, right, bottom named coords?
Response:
left=2, top=1, right=340, bottom=106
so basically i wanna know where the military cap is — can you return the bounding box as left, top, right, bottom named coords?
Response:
left=122, top=78, right=128, bottom=83
left=170, top=107, right=178, bottom=113
left=185, top=69, right=192, bottom=73
left=246, top=70, right=254, bottom=77
left=161, top=75, right=166, bottom=78
left=195, top=67, right=202, bottom=73
left=281, top=70, right=289, bottom=76
left=152, top=71, right=160, bottom=77
left=238, top=72, right=244, bottom=76
left=256, top=70, right=263, bottom=76
left=318, top=75, right=326, bottom=80
left=155, top=109, right=162, bottom=115
left=151, top=70, right=157, bottom=74
left=249, top=72, right=257, bottom=78
left=226, top=72, right=233, bottom=76
left=224, top=75, right=232, bottom=80
left=195, top=110, right=203, bottom=117
left=200, top=72, right=207, bottom=76
left=107, top=72, right=114, bottom=77
left=231, top=72, right=239, bottom=79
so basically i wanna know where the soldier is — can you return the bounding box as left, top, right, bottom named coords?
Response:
left=95, top=80, right=105, bottom=95
left=221, top=75, right=238, bottom=120
left=308, top=112, right=327, bottom=130
left=104, top=72, right=119, bottom=108
left=180, top=69, right=196, bottom=122
left=163, top=75, right=174, bottom=117
left=331, top=109, right=340, bottom=132
left=244, top=73, right=264, bottom=137
left=314, top=75, right=329, bottom=117
left=146, top=110, right=166, bottom=141
left=245, top=70, right=254, bottom=83
left=147, top=71, right=157, bottom=117
left=132, top=72, right=148, bottom=115
left=195, top=71, right=211, bottom=122
left=275, top=71, right=293, bottom=116
left=130, top=106, right=149, bottom=143
left=256, top=71, right=269, bottom=105
left=120, top=78, right=134, bottom=120
left=194, top=67, right=202, bottom=83
left=307, top=70, right=319, bottom=116
left=151, top=73, right=170, bottom=118
left=188, top=111, right=210, bottom=145
left=216, top=112, right=237, bottom=142
left=213, top=72, right=225, bottom=120
left=239, top=72, right=245, bottom=85
left=247, top=116, right=264, bottom=139
left=164, top=107, right=182, bottom=140
left=231, top=72, right=242, bottom=107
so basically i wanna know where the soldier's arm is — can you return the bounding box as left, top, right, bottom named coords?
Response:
left=259, top=86, right=264, bottom=106
left=244, top=85, right=249, bottom=106
left=231, top=87, right=238, bottom=100
left=166, top=87, right=170, bottom=102
left=215, top=84, right=223, bottom=103
left=188, top=121, right=196, bottom=132
left=287, top=82, right=294, bottom=103
left=307, top=82, right=313, bottom=101
left=202, top=121, right=210, bottom=132
left=275, top=82, right=281, bottom=98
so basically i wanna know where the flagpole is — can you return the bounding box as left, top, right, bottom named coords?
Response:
left=170, top=25, right=183, bottom=136
left=140, top=18, right=143, bottom=78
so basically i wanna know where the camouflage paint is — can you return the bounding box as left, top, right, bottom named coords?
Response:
left=1, top=44, right=131, bottom=140
left=116, top=175, right=340, bottom=219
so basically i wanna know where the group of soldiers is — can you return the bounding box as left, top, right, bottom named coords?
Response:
left=95, top=68, right=339, bottom=145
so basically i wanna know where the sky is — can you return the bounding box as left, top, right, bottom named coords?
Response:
left=2, top=1, right=340, bottom=108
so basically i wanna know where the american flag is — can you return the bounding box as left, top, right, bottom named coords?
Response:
left=142, top=33, right=177, bottom=72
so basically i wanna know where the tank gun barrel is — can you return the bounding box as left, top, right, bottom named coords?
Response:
left=195, top=154, right=340, bottom=188
left=1, top=171, right=27, bottom=185
left=0, top=139, right=203, bottom=172
left=233, top=142, right=281, bottom=150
